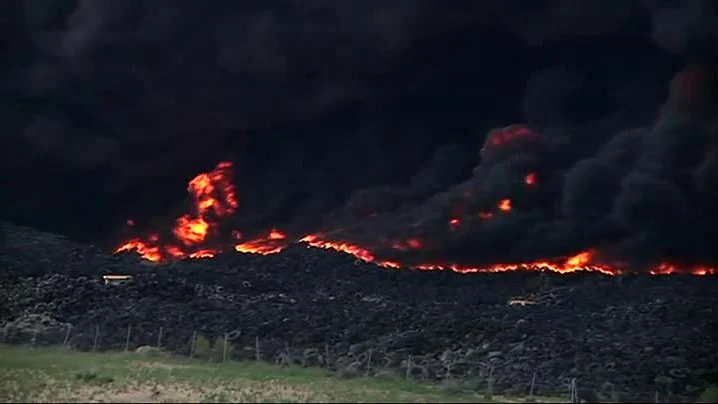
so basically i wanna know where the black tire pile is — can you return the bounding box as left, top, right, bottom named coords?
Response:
left=1, top=222, right=716, bottom=402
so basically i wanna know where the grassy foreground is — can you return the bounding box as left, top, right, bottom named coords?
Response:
left=0, top=344, right=564, bottom=403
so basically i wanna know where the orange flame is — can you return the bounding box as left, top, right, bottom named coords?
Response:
left=115, top=237, right=163, bottom=262
left=116, top=161, right=250, bottom=261
left=648, top=263, right=714, bottom=276
left=301, top=234, right=400, bottom=268
left=296, top=239, right=716, bottom=276
left=235, top=229, right=289, bottom=255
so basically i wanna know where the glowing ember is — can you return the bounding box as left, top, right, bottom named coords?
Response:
left=449, top=218, right=461, bottom=231
left=483, top=124, right=542, bottom=150
left=189, top=249, right=218, bottom=259
left=648, top=263, right=714, bottom=276
left=391, top=238, right=423, bottom=251
left=525, top=172, right=537, bottom=185
left=268, top=229, right=286, bottom=240
left=498, top=199, right=512, bottom=212
left=669, top=64, right=708, bottom=111
left=407, top=239, right=422, bottom=249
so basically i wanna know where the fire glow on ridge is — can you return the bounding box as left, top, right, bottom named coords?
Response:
left=115, top=124, right=716, bottom=277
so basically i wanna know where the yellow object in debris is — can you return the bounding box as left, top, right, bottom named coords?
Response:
left=102, top=275, right=133, bottom=285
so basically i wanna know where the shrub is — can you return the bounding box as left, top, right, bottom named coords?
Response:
left=192, top=334, right=232, bottom=362
left=74, top=371, right=114, bottom=384
left=192, top=334, right=214, bottom=360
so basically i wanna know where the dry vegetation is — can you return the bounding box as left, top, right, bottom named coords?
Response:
left=0, top=344, right=565, bottom=403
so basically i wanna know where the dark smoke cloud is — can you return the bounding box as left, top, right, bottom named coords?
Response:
left=321, top=64, right=717, bottom=268
left=644, top=0, right=718, bottom=55
left=6, top=0, right=714, bottom=173
left=495, top=0, right=636, bottom=47
left=3, top=0, right=717, bottom=269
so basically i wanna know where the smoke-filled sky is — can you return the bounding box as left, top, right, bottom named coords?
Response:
left=2, top=0, right=717, bottom=270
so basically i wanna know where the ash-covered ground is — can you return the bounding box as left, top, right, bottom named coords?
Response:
left=1, top=223, right=716, bottom=402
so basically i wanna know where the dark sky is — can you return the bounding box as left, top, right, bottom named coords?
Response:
left=2, top=0, right=716, bottom=270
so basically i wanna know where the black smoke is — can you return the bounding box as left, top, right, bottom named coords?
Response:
left=2, top=0, right=717, bottom=270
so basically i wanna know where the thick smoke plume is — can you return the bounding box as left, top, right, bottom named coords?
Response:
left=324, top=64, right=717, bottom=270
left=2, top=0, right=717, bottom=272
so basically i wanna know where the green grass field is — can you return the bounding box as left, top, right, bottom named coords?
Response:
left=0, top=344, right=565, bottom=403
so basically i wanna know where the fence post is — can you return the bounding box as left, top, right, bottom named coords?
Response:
left=366, top=349, right=373, bottom=375
left=189, top=331, right=197, bottom=358
left=529, top=371, right=536, bottom=398
left=255, top=336, right=260, bottom=361
left=1, top=326, right=7, bottom=344
left=569, top=378, right=578, bottom=403
left=125, top=325, right=132, bottom=352
left=223, top=333, right=228, bottom=363
left=92, top=325, right=100, bottom=352
left=405, top=355, right=412, bottom=379
left=486, top=365, right=494, bottom=401
left=157, top=326, right=163, bottom=349
left=62, top=325, right=72, bottom=348
left=31, top=327, right=38, bottom=348
left=324, top=341, right=330, bottom=368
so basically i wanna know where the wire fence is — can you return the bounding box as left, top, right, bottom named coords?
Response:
left=1, top=320, right=680, bottom=403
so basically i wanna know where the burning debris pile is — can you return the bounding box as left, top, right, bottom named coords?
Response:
left=2, top=224, right=717, bottom=402
left=112, top=69, right=718, bottom=275
left=114, top=154, right=716, bottom=275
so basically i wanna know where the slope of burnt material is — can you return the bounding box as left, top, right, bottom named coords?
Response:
left=1, top=223, right=716, bottom=402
